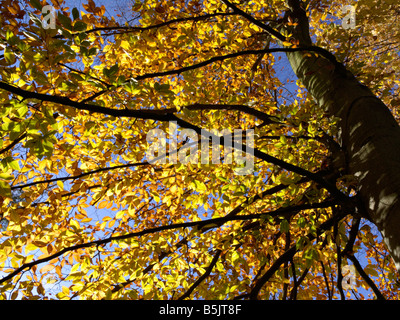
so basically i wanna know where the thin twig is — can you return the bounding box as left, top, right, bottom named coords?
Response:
left=177, top=249, right=222, bottom=300
left=320, top=261, right=332, bottom=300
left=345, top=254, right=385, bottom=300
left=248, top=209, right=348, bottom=299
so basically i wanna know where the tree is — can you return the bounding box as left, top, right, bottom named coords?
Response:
left=0, top=0, right=398, bottom=300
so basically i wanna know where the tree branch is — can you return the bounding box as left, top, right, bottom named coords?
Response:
left=320, top=260, right=332, bottom=300
left=0, top=211, right=273, bottom=285
left=54, top=12, right=237, bottom=39
left=0, top=47, right=349, bottom=199
left=337, top=217, right=385, bottom=299
left=73, top=46, right=342, bottom=103
left=282, top=231, right=291, bottom=300
left=11, top=161, right=150, bottom=190
left=177, top=249, right=222, bottom=300
left=109, top=178, right=309, bottom=294
left=334, top=219, right=346, bottom=300
left=221, top=0, right=287, bottom=42
left=1, top=47, right=339, bottom=107
left=248, top=208, right=348, bottom=299
left=0, top=198, right=337, bottom=286
left=171, top=114, right=347, bottom=200
left=345, top=254, right=386, bottom=300
left=162, top=103, right=282, bottom=125
left=249, top=243, right=297, bottom=299
left=0, top=133, right=26, bottom=156
left=0, top=80, right=177, bottom=121
left=289, top=266, right=309, bottom=300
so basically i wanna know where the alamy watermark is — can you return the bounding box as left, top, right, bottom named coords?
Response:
left=41, top=5, right=56, bottom=29
left=145, top=122, right=254, bottom=175
left=342, top=5, right=356, bottom=30
left=28, top=5, right=56, bottom=29
left=341, top=265, right=356, bottom=290
left=36, top=5, right=356, bottom=31
left=29, top=3, right=351, bottom=176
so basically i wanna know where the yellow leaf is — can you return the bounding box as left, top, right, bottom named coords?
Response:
left=99, top=221, right=107, bottom=231
left=32, top=240, right=47, bottom=247
left=69, top=219, right=80, bottom=229
left=40, top=264, right=55, bottom=273
left=62, top=286, right=70, bottom=296
left=120, top=40, right=130, bottom=50
left=57, top=180, right=64, bottom=189
left=25, top=243, right=39, bottom=253
left=47, top=244, right=54, bottom=255
left=70, top=263, right=80, bottom=274
left=98, top=200, right=108, bottom=209
left=116, top=210, right=125, bottom=219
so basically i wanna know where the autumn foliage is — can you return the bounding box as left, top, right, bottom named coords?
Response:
left=0, top=0, right=399, bottom=300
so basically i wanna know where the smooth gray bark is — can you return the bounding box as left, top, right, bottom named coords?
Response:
left=283, top=1, right=400, bottom=270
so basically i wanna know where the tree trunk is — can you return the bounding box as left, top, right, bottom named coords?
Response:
left=283, top=1, right=400, bottom=270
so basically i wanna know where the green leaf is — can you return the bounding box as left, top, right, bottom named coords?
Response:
left=4, top=48, right=15, bottom=64
left=70, top=72, right=84, bottom=82
left=79, top=46, right=88, bottom=56
left=154, top=82, right=172, bottom=94
left=124, top=79, right=140, bottom=94
left=296, top=236, right=309, bottom=250
left=280, top=219, right=290, bottom=233
left=279, top=175, right=295, bottom=185
left=80, top=40, right=91, bottom=48
left=304, top=247, right=319, bottom=267
left=30, top=0, right=43, bottom=10
left=72, top=7, right=80, bottom=20
left=8, top=159, right=21, bottom=171
left=0, top=173, right=14, bottom=180
left=192, top=180, right=207, bottom=193
left=31, top=68, right=48, bottom=84
left=231, top=251, right=240, bottom=264
left=28, top=12, right=42, bottom=27
left=73, top=21, right=87, bottom=32
left=17, top=41, right=30, bottom=53
left=260, top=214, right=274, bottom=224
left=2, top=157, right=20, bottom=171
left=297, top=216, right=306, bottom=228
left=58, top=12, right=73, bottom=31
left=116, top=75, right=126, bottom=86
left=26, top=137, right=52, bottom=159
left=9, top=123, right=23, bottom=141
left=1, top=121, right=15, bottom=132
left=108, top=64, right=119, bottom=77
left=103, top=64, right=119, bottom=82
left=87, top=47, right=98, bottom=56
left=216, top=175, right=228, bottom=182
left=15, top=105, right=28, bottom=118
left=103, top=67, right=110, bottom=78
left=0, top=180, right=11, bottom=198
left=6, top=35, right=21, bottom=46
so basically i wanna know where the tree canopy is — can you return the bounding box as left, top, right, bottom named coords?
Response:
left=0, top=0, right=399, bottom=300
